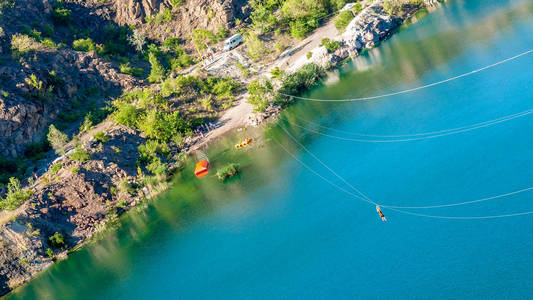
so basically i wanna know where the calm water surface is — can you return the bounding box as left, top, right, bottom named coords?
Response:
left=8, top=0, right=533, bottom=298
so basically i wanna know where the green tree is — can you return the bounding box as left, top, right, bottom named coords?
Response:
left=148, top=52, right=165, bottom=83
left=47, top=124, right=68, bottom=155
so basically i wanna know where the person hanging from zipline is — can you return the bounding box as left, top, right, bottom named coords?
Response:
left=376, top=205, right=387, bottom=221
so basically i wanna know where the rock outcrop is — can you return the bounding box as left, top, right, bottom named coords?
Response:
left=114, top=0, right=249, bottom=40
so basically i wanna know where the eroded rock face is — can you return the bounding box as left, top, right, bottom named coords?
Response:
left=0, top=0, right=138, bottom=158
left=114, top=0, right=249, bottom=37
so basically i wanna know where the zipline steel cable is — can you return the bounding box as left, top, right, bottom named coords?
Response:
left=290, top=108, right=533, bottom=143
left=278, top=49, right=533, bottom=102
left=276, top=125, right=533, bottom=219
left=293, top=108, right=533, bottom=138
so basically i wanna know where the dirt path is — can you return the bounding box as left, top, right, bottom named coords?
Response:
left=191, top=19, right=338, bottom=149
left=273, top=19, right=338, bottom=73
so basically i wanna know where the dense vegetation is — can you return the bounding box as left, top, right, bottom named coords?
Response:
left=216, top=163, right=240, bottom=180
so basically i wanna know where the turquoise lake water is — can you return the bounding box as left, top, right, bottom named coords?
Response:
left=7, top=0, right=533, bottom=298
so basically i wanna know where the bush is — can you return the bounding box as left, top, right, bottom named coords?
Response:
left=93, top=131, right=109, bottom=143
left=137, top=110, right=191, bottom=142
left=247, top=79, right=273, bottom=112
left=128, top=29, right=146, bottom=52
left=50, top=163, right=62, bottom=174
left=73, top=38, right=97, bottom=52
left=145, top=8, right=173, bottom=24
left=0, top=177, right=32, bottom=210
left=47, top=124, right=68, bottom=155
left=335, top=10, right=354, bottom=32
left=148, top=52, right=165, bottom=83
left=245, top=32, right=267, bottom=62
left=48, top=232, right=65, bottom=249
left=51, top=8, right=72, bottom=25
left=112, top=102, right=141, bottom=127
left=383, top=0, right=403, bottom=16
left=216, top=163, right=240, bottom=180
left=277, top=63, right=325, bottom=104
left=306, top=51, right=312, bottom=59
left=11, top=34, right=40, bottom=57
left=69, top=145, right=90, bottom=162
left=119, top=63, right=143, bottom=77
left=320, top=38, right=341, bottom=53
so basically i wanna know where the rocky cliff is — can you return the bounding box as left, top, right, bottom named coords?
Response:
left=114, top=0, right=249, bottom=43
left=0, top=0, right=138, bottom=158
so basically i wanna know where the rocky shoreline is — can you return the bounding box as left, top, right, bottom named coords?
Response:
left=0, top=0, right=443, bottom=296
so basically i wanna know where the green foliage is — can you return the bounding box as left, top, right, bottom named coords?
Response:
left=192, top=29, right=216, bottom=50
left=169, top=0, right=182, bottom=6
left=128, top=29, right=146, bottom=52
left=138, top=139, right=169, bottom=163
left=307, top=51, right=312, bottom=59
left=112, top=102, right=141, bottom=127
left=11, top=34, right=41, bottom=57
left=93, top=131, right=109, bottom=143
left=270, top=66, right=284, bottom=80
left=42, top=24, right=55, bottom=37
left=245, top=32, right=267, bottom=62
left=320, top=38, right=341, bottom=52
left=51, top=8, right=72, bottom=25
left=277, top=63, right=325, bottom=104
left=137, top=110, right=191, bottom=142
left=247, top=78, right=274, bottom=112
left=71, top=167, right=79, bottom=174
left=119, top=62, right=143, bottom=77
left=25, top=140, right=51, bottom=161
left=46, top=248, right=54, bottom=259
left=50, top=163, right=63, bottom=174
left=282, top=0, right=328, bottom=38
left=237, top=62, right=249, bottom=78
left=79, top=113, right=93, bottom=133
left=335, top=10, right=354, bottom=31
left=47, top=124, right=68, bottom=155
left=163, top=38, right=194, bottom=71
left=69, top=145, right=90, bottom=162
left=41, top=38, right=59, bottom=48
left=72, top=38, right=97, bottom=52
left=383, top=0, right=404, bottom=16
left=48, top=232, right=65, bottom=249
left=148, top=52, right=165, bottom=83
left=0, top=177, right=32, bottom=210
left=145, top=8, right=173, bottom=24
left=216, top=163, right=240, bottom=180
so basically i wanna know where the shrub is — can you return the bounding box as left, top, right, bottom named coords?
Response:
left=216, top=163, right=240, bottom=180
left=69, top=145, right=90, bottom=162
left=51, top=8, right=72, bottom=25
left=270, top=67, right=284, bottom=80
left=335, top=10, right=354, bottom=32
left=277, top=63, right=325, bottom=104
left=47, top=124, right=68, bottom=155
left=383, top=0, right=403, bottom=16
left=48, top=232, right=65, bottom=249
left=145, top=8, right=173, bottom=24
left=307, top=51, right=312, bottom=59
left=148, top=52, right=165, bottom=83
left=245, top=32, right=267, bottom=62
left=79, top=113, right=93, bottom=133
left=93, top=131, right=109, bottom=143
left=170, top=0, right=182, bottom=6
left=42, top=24, right=54, bottom=37
left=247, top=79, right=273, bottom=112
left=41, top=38, right=58, bottom=48
left=73, top=38, right=96, bottom=52
left=320, top=38, right=341, bottom=53
left=0, top=177, right=32, bottom=211
left=127, top=29, right=146, bottom=52
left=50, top=163, right=63, bottom=174
left=11, top=34, right=40, bottom=57
left=112, top=102, right=141, bottom=127
left=119, top=63, right=143, bottom=77
left=71, top=167, right=79, bottom=174
left=46, top=248, right=54, bottom=259
left=137, top=110, right=191, bottom=142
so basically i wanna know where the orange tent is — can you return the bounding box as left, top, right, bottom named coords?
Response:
left=195, top=160, right=209, bottom=178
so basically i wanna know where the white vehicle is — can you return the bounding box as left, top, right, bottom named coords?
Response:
left=341, top=3, right=356, bottom=11
left=223, top=34, right=242, bottom=51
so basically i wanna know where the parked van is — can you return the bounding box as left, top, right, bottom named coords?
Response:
left=223, top=34, right=242, bottom=51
